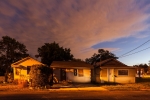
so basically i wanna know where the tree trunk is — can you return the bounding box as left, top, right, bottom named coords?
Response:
left=5, top=72, right=8, bottom=82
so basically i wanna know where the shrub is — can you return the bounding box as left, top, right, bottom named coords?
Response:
left=12, top=79, right=18, bottom=85
left=29, top=64, right=50, bottom=88
left=18, top=79, right=28, bottom=88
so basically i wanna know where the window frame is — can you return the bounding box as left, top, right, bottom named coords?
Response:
left=118, top=69, right=129, bottom=76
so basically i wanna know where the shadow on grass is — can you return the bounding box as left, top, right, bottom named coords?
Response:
left=93, top=82, right=123, bottom=87
left=50, top=87, right=60, bottom=89
left=136, top=77, right=150, bottom=83
left=70, top=82, right=123, bottom=88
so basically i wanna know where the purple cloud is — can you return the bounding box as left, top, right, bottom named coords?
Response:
left=0, top=0, right=150, bottom=60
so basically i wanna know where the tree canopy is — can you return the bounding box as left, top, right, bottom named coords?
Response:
left=0, top=36, right=29, bottom=75
left=133, top=64, right=149, bottom=73
left=35, top=42, right=74, bottom=66
left=85, top=49, right=118, bottom=65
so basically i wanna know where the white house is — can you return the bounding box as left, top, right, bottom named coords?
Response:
left=50, top=61, right=93, bottom=83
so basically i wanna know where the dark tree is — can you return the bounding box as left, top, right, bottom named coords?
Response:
left=133, top=64, right=149, bottom=73
left=35, top=42, right=74, bottom=66
left=85, top=49, right=118, bottom=64
left=72, top=58, right=84, bottom=62
left=0, top=36, right=29, bottom=78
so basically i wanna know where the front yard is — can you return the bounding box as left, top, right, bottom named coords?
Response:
left=101, top=82, right=150, bottom=91
left=1, top=82, right=150, bottom=91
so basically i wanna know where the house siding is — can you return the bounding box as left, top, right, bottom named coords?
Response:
left=11, top=57, right=44, bottom=81
left=13, top=67, right=29, bottom=81
left=53, top=68, right=91, bottom=83
left=114, top=68, right=136, bottom=83
left=99, top=68, right=136, bottom=83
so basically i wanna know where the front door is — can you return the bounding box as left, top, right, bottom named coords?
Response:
left=108, top=69, right=114, bottom=82
left=60, top=69, right=66, bottom=81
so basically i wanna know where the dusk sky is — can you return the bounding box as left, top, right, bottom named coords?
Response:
left=0, top=0, right=150, bottom=66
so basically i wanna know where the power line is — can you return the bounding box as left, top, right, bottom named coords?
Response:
left=119, top=39, right=150, bottom=58
left=119, top=46, right=150, bottom=58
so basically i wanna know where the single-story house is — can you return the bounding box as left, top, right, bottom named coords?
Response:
left=92, top=58, right=136, bottom=83
left=50, top=61, right=93, bottom=83
left=11, top=57, right=45, bottom=81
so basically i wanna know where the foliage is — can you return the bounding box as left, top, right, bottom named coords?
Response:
left=72, top=58, right=84, bottom=62
left=35, top=42, right=74, bottom=66
left=148, top=60, right=150, bottom=66
left=101, top=81, right=150, bottom=91
left=29, top=64, right=50, bottom=87
left=133, top=64, right=149, bottom=73
left=0, top=36, right=29, bottom=74
left=85, top=49, right=118, bottom=64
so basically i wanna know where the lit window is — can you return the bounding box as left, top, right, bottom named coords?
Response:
left=118, top=70, right=128, bottom=76
left=78, top=69, right=83, bottom=77
left=74, top=69, right=77, bottom=76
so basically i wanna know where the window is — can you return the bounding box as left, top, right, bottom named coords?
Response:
left=15, top=68, right=20, bottom=75
left=78, top=69, right=83, bottom=77
left=27, top=66, right=30, bottom=74
left=118, top=70, right=128, bottom=76
left=74, top=69, right=77, bottom=76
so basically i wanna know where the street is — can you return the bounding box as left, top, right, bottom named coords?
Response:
left=0, top=90, right=150, bottom=100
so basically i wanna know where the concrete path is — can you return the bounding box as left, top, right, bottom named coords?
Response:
left=50, top=87, right=108, bottom=91
left=50, top=83, right=108, bottom=91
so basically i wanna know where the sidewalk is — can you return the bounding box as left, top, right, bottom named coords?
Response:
left=50, top=83, right=108, bottom=91
left=49, top=87, right=108, bottom=91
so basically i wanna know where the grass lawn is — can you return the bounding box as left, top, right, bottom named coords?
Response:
left=101, top=82, right=150, bottom=91
left=1, top=79, right=150, bottom=91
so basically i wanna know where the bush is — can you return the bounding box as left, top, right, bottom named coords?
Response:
left=12, top=79, right=18, bottom=85
left=18, top=79, right=28, bottom=88
left=29, top=65, right=50, bottom=88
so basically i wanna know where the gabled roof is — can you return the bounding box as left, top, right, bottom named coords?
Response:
left=95, top=58, right=133, bottom=68
left=51, top=61, right=93, bottom=69
left=11, top=56, right=44, bottom=67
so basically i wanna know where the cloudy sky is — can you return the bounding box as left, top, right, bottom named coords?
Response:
left=0, top=0, right=150, bottom=66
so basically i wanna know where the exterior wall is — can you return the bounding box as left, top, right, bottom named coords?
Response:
left=114, top=68, right=136, bottom=83
left=12, top=59, right=44, bottom=81
left=66, top=69, right=91, bottom=83
left=100, top=68, right=136, bottom=83
left=115, top=77, right=135, bottom=83
left=53, top=68, right=91, bottom=83
left=13, top=67, right=29, bottom=81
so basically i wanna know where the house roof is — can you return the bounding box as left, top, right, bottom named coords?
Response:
left=51, top=61, right=93, bottom=69
left=11, top=56, right=45, bottom=67
left=95, top=58, right=134, bottom=68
